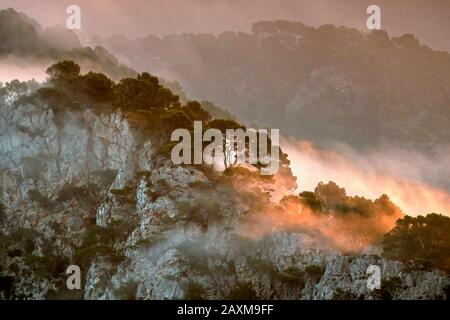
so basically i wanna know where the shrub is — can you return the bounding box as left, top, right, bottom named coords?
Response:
left=277, top=267, right=305, bottom=287
left=176, top=197, right=222, bottom=227
left=372, top=277, right=404, bottom=300
left=184, top=281, right=206, bottom=300
left=332, top=288, right=359, bottom=300
left=248, top=258, right=304, bottom=287
left=57, top=184, right=90, bottom=203
left=45, top=287, right=84, bottom=300
left=304, top=264, right=325, bottom=276
left=7, top=228, right=39, bottom=254
left=24, top=254, right=69, bottom=278
left=247, top=258, right=277, bottom=275
left=110, top=186, right=134, bottom=196
left=113, top=281, right=138, bottom=300
left=28, top=189, right=52, bottom=209
left=74, top=225, right=127, bottom=269
left=110, top=187, right=136, bottom=205
left=226, top=283, right=258, bottom=300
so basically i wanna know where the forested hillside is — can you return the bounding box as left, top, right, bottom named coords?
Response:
left=95, top=20, right=450, bottom=151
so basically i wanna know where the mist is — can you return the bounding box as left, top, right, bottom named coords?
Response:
left=282, top=137, right=450, bottom=217
left=0, top=56, right=47, bottom=83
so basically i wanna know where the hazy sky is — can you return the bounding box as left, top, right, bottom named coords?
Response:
left=1, top=0, right=450, bottom=50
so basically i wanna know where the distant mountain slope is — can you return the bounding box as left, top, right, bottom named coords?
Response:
left=94, top=20, right=450, bottom=152
left=0, top=8, right=135, bottom=81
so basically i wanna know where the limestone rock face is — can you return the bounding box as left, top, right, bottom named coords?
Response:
left=0, top=99, right=448, bottom=300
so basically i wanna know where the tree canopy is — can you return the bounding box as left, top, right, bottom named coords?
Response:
left=382, top=213, right=450, bottom=272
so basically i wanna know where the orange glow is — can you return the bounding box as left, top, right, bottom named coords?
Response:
left=282, top=139, right=450, bottom=217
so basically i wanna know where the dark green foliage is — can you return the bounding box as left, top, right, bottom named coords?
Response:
left=311, top=182, right=400, bottom=218
left=304, top=264, right=325, bottom=280
left=183, top=101, right=211, bottom=122
left=310, top=181, right=403, bottom=246
left=110, top=186, right=136, bottom=205
left=28, top=189, right=52, bottom=209
left=3, top=228, right=69, bottom=282
left=314, top=181, right=347, bottom=212
left=247, top=258, right=304, bottom=287
left=114, top=72, right=180, bottom=112
left=247, top=258, right=275, bottom=274
left=24, top=254, right=69, bottom=278
left=80, top=71, right=114, bottom=103
left=176, top=197, right=222, bottom=228
left=184, top=281, right=206, bottom=300
left=299, top=191, right=322, bottom=211
left=207, top=118, right=244, bottom=134
left=113, top=281, right=138, bottom=300
left=226, top=283, right=258, bottom=300
left=35, top=86, right=71, bottom=110
left=372, top=277, right=404, bottom=300
left=57, top=183, right=100, bottom=209
left=276, top=267, right=305, bottom=287
left=332, top=288, right=359, bottom=300
left=223, top=166, right=273, bottom=182
left=57, top=184, right=89, bottom=202
left=45, top=286, right=84, bottom=300
left=6, top=228, right=39, bottom=254
left=46, top=60, right=81, bottom=90
left=160, top=79, right=188, bottom=103
left=74, top=224, right=128, bottom=269
left=382, top=213, right=450, bottom=272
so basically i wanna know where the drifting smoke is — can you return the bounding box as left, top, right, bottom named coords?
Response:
left=281, top=137, right=450, bottom=217
left=230, top=136, right=450, bottom=253
left=222, top=163, right=402, bottom=253
left=237, top=199, right=402, bottom=253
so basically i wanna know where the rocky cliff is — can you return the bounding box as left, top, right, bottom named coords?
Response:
left=0, top=88, right=448, bottom=300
